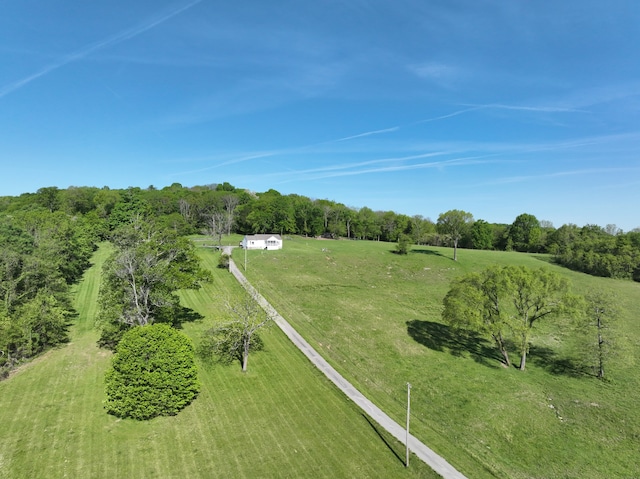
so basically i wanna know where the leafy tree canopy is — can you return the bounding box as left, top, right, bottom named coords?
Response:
left=104, top=324, right=199, bottom=420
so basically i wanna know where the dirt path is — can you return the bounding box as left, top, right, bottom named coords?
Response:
left=226, top=248, right=467, bottom=479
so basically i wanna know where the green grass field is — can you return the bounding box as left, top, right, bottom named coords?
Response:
left=236, top=237, right=640, bottom=479
left=0, top=244, right=438, bottom=479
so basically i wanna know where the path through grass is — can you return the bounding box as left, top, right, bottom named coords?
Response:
left=0, top=244, right=438, bottom=478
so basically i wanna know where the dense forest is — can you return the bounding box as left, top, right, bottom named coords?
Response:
left=1, top=182, right=639, bottom=377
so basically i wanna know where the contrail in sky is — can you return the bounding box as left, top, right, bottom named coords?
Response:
left=0, top=0, right=202, bottom=99
left=334, top=127, right=400, bottom=142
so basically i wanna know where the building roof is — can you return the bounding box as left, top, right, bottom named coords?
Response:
left=244, top=234, right=282, bottom=240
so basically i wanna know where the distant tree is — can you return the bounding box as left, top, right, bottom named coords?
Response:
left=199, top=295, right=273, bottom=372
left=343, top=207, right=357, bottom=239
left=381, top=211, right=399, bottom=242
left=93, top=188, right=121, bottom=219
left=605, top=224, right=621, bottom=236
left=437, top=210, right=474, bottom=261
left=579, top=290, right=619, bottom=379
left=547, top=223, right=579, bottom=255
left=507, top=213, right=542, bottom=252
left=178, top=198, right=192, bottom=223
left=108, top=191, right=151, bottom=230
left=222, top=195, right=240, bottom=235
left=355, top=207, right=379, bottom=240
left=36, top=187, right=61, bottom=212
left=62, top=186, right=96, bottom=215
left=410, top=215, right=435, bottom=245
left=104, top=324, right=199, bottom=420
left=291, top=195, right=322, bottom=237
left=157, top=212, right=193, bottom=236
left=203, top=210, right=229, bottom=248
left=246, top=189, right=295, bottom=235
left=216, top=182, right=236, bottom=192
left=470, top=219, right=494, bottom=250
left=395, top=234, right=411, bottom=255
left=319, top=202, right=333, bottom=232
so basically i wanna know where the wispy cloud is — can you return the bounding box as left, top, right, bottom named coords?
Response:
left=256, top=153, right=499, bottom=184
left=415, top=106, right=486, bottom=124
left=486, top=166, right=640, bottom=186
left=0, top=0, right=202, bottom=99
left=285, top=157, right=496, bottom=182
left=334, top=127, right=400, bottom=142
left=463, top=103, right=588, bottom=114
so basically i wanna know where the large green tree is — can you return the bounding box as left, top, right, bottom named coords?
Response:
left=506, top=266, right=575, bottom=370
left=97, top=220, right=209, bottom=348
left=443, top=265, right=577, bottom=370
left=437, top=209, right=474, bottom=261
left=443, top=267, right=512, bottom=367
left=104, top=323, right=199, bottom=420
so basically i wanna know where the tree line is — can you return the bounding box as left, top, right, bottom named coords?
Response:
left=0, top=210, right=96, bottom=377
left=2, top=183, right=639, bottom=280
left=435, top=210, right=640, bottom=280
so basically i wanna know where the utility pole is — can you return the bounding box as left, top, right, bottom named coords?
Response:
left=406, top=382, right=411, bottom=467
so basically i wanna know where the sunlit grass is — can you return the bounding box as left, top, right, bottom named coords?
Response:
left=0, top=243, right=438, bottom=479
left=236, top=237, right=640, bottom=479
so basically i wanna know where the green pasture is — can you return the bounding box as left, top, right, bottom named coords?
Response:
left=236, top=237, right=640, bottom=479
left=0, top=244, right=437, bottom=479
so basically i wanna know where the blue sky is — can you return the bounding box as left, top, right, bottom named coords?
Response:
left=1, top=1, right=639, bottom=230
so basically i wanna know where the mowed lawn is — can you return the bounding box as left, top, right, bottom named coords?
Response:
left=236, top=237, right=640, bottom=479
left=0, top=244, right=438, bottom=479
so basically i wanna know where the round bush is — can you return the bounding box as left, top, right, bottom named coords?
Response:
left=104, top=323, right=199, bottom=420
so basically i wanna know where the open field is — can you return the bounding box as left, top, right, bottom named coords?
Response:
left=235, top=237, right=640, bottom=479
left=0, top=244, right=438, bottom=479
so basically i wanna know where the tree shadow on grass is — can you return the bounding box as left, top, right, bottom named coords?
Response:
left=170, top=305, right=204, bottom=328
left=410, top=248, right=446, bottom=257
left=527, top=345, right=589, bottom=378
left=361, top=414, right=405, bottom=466
left=406, top=320, right=501, bottom=368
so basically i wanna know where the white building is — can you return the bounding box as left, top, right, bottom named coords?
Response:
left=240, top=234, right=283, bottom=250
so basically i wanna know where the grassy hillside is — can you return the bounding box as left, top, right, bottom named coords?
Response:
left=0, top=244, right=437, bottom=479
left=236, top=237, right=640, bottom=479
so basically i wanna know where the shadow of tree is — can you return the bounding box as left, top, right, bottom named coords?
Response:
left=528, top=345, right=589, bottom=377
left=169, top=305, right=205, bottom=328
left=410, top=248, right=446, bottom=257
left=406, top=320, right=501, bottom=368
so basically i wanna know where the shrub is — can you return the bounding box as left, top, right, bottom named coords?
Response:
left=395, top=234, right=411, bottom=255
left=218, top=253, right=230, bottom=269
left=104, top=323, right=199, bottom=420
